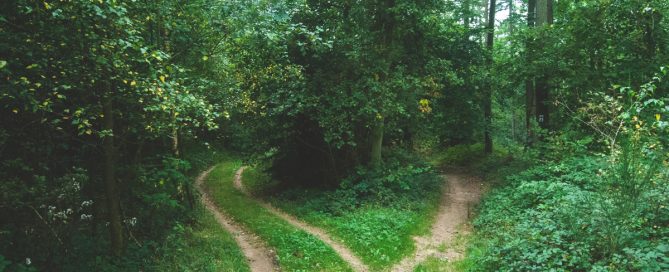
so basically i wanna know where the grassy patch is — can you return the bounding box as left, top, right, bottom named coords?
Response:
left=414, top=256, right=454, bottom=272
left=205, top=161, right=352, bottom=272
left=249, top=165, right=443, bottom=270
left=151, top=208, right=250, bottom=272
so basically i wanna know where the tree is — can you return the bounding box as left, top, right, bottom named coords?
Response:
left=484, top=0, right=497, bottom=154
left=535, top=0, right=553, bottom=130
left=525, top=0, right=537, bottom=146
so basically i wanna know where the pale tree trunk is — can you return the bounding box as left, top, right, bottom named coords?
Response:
left=484, top=0, right=496, bottom=154
left=370, top=116, right=384, bottom=167
left=102, top=94, right=123, bottom=256
left=482, top=0, right=490, bottom=43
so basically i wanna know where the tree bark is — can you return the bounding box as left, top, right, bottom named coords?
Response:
left=463, top=0, right=471, bottom=29
left=484, top=0, right=496, bottom=154
left=535, top=0, right=552, bottom=130
left=482, top=0, right=490, bottom=43
left=171, top=126, right=179, bottom=157
left=508, top=0, right=514, bottom=34
left=370, top=116, right=384, bottom=167
left=525, top=0, right=537, bottom=147
left=102, top=94, right=123, bottom=256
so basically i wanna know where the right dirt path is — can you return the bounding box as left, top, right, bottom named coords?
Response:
left=391, top=173, right=483, bottom=272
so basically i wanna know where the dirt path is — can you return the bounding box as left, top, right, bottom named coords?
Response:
left=234, top=167, right=369, bottom=272
left=195, top=167, right=279, bottom=272
left=390, top=173, right=483, bottom=272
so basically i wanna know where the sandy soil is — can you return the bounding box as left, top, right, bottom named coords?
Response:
left=390, top=173, right=483, bottom=272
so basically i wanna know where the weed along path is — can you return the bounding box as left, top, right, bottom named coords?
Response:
left=195, top=167, right=279, bottom=272
left=234, top=167, right=370, bottom=272
left=391, top=173, right=483, bottom=272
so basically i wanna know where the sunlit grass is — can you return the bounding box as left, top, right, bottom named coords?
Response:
left=205, top=161, right=352, bottom=271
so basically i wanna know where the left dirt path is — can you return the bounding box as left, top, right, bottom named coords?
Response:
left=234, top=167, right=369, bottom=272
left=196, top=166, right=280, bottom=272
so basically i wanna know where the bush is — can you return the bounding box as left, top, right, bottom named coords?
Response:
left=469, top=156, right=669, bottom=271
left=323, top=149, right=441, bottom=215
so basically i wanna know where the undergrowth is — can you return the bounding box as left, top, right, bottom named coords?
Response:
left=466, top=155, right=669, bottom=271
left=150, top=208, right=249, bottom=271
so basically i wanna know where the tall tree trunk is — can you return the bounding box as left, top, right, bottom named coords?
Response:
left=525, top=0, right=537, bottom=147
left=482, top=0, right=490, bottom=43
left=464, top=0, right=471, bottom=29
left=102, top=95, right=123, bottom=256
left=535, top=0, right=552, bottom=130
left=171, top=126, right=179, bottom=157
left=370, top=116, right=384, bottom=167
left=508, top=0, right=514, bottom=33
left=484, top=0, right=496, bottom=154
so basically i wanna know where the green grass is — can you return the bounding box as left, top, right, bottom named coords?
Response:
left=249, top=169, right=443, bottom=270
left=151, top=207, right=250, bottom=272
left=414, top=256, right=453, bottom=272
left=205, top=160, right=352, bottom=272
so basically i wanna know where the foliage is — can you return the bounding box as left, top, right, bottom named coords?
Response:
left=150, top=209, right=249, bottom=272
left=467, top=72, right=669, bottom=271
left=0, top=0, right=229, bottom=268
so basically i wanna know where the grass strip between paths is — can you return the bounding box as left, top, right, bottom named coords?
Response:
left=243, top=167, right=443, bottom=271
left=204, top=160, right=352, bottom=272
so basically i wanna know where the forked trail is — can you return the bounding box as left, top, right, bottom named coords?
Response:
left=391, top=173, right=483, bottom=272
left=234, top=167, right=369, bottom=272
left=195, top=167, right=279, bottom=272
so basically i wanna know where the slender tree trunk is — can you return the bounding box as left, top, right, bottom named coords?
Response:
left=102, top=95, right=123, bottom=256
left=535, top=0, right=552, bottom=130
left=508, top=0, right=514, bottom=33
left=482, top=0, right=490, bottom=43
left=511, top=111, right=516, bottom=142
left=370, top=116, right=384, bottom=167
left=525, top=0, right=537, bottom=147
left=464, top=0, right=471, bottom=29
left=484, top=0, right=496, bottom=154
left=171, top=126, right=179, bottom=157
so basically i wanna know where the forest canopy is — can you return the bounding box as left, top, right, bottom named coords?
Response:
left=1, top=0, right=668, bottom=271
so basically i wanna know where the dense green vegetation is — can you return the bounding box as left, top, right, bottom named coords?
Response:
left=151, top=208, right=249, bottom=272
left=2, top=0, right=669, bottom=271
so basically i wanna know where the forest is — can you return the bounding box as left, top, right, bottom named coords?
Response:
left=1, top=0, right=668, bottom=271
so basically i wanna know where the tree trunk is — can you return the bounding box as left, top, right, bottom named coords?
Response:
left=525, top=0, right=537, bottom=147
left=171, top=126, right=179, bottom=157
left=370, top=116, right=384, bottom=167
left=463, top=0, right=471, bottom=29
left=482, top=0, right=490, bottom=43
left=102, top=95, right=123, bottom=256
left=508, top=0, right=514, bottom=34
left=535, top=0, right=552, bottom=130
left=484, top=0, right=496, bottom=154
